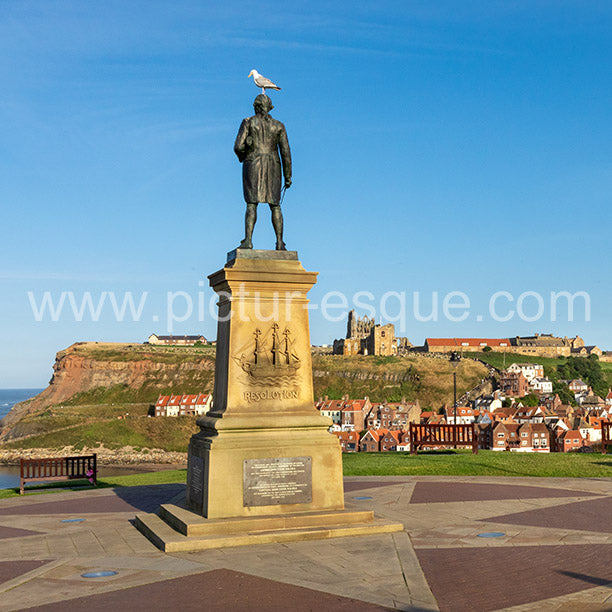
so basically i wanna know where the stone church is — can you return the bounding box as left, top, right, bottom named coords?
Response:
left=333, top=310, right=411, bottom=356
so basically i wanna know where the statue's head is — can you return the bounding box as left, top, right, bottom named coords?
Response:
left=253, top=94, right=274, bottom=114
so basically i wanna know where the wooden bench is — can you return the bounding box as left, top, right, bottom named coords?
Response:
left=409, top=423, right=478, bottom=455
left=20, top=454, right=97, bottom=495
left=602, top=421, right=611, bottom=454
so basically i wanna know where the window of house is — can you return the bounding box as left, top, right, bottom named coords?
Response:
left=497, top=433, right=504, bottom=438
left=522, top=441, right=527, bottom=445
left=497, top=441, right=505, bottom=446
left=521, top=432, right=528, bottom=437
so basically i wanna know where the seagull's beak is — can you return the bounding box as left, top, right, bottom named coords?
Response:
left=248, top=71, right=253, bottom=78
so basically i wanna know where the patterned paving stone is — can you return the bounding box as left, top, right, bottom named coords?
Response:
left=0, top=485, right=184, bottom=516
left=344, top=481, right=402, bottom=493
left=416, top=544, right=612, bottom=612
left=0, top=560, right=49, bottom=585
left=486, top=495, right=612, bottom=534
left=0, top=525, right=44, bottom=539
left=20, top=568, right=393, bottom=611
left=409, top=481, right=597, bottom=504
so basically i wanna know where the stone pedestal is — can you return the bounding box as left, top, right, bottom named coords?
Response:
left=136, top=249, right=403, bottom=551
left=187, top=249, right=344, bottom=518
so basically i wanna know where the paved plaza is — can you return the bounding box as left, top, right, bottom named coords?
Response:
left=0, top=475, right=611, bottom=611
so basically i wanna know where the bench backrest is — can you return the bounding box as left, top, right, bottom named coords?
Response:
left=409, top=423, right=478, bottom=454
left=20, top=454, right=97, bottom=481
left=410, top=423, right=475, bottom=445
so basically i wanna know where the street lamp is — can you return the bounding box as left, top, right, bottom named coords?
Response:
left=450, top=352, right=461, bottom=424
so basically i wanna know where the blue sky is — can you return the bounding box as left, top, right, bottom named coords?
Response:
left=1, top=1, right=611, bottom=387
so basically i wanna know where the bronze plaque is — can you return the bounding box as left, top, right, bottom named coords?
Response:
left=243, top=456, right=312, bottom=507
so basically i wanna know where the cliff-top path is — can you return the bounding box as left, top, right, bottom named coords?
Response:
left=1, top=475, right=611, bottom=611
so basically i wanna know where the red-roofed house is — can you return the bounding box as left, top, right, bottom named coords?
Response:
left=341, top=398, right=372, bottom=431
left=516, top=423, right=550, bottom=452
left=154, top=395, right=170, bottom=417
left=559, top=430, right=585, bottom=452
left=444, top=406, right=475, bottom=424
left=316, top=398, right=346, bottom=428
left=360, top=429, right=387, bottom=452
left=380, top=430, right=402, bottom=451
left=166, top=395, right=182, bottom=417
left=397, top=431, right=411, bottom=452
left=333, top=431, right=359, bottom=453
left=492, top=422, right=520, bottom=451
left=179, top=394, right=198, bottom=416
left=194, top=393, right=212, bottom=415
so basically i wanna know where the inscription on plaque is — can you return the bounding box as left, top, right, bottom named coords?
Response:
left=189, top=456, right=204, bottom=507
left=243, top=456, right=312, bottom=507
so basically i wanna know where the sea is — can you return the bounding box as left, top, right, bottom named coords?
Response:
left=0, top=389, right=170, bottom=490
left=0, top=389, right=44, bottom=489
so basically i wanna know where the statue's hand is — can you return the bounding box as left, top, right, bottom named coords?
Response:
left=284, top=179, right=292, bottom=189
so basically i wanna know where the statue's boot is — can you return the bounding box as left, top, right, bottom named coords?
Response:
left=275, top=240, right=286, bottom=251
left=239, top=238, right=253, bottom=249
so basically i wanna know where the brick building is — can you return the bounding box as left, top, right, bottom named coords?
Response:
left=333, top=431, right=360, bottom=452
left=499, top=370, right=529, bottom=398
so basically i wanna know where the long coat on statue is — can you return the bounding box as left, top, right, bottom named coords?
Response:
left=234, top=113, right=292, bottom=205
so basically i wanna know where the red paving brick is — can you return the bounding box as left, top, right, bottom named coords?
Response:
left=0, top=560, right=49, bottom=585
left=343, top=481, right=400, bottom=492
left=409, top=481, right=596, bottom=504
left=485, top=495, right=612, bottom=533
left=0, top=484, right=184, bottom=516
left=416, top=544, right=612, bottom=612
left=20, top=568, right=393, bottom=612
left=0, top=525, right=44, bottom=539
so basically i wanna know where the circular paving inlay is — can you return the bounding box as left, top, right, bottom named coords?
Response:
left=477, top=531, right=506, bottom=538
left=61, top=518, right=85, bottom=523
left=81, top=571, right=118, bottom=578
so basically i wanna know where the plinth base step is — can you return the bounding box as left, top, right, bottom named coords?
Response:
left=135, top=504, right=403, bottom=552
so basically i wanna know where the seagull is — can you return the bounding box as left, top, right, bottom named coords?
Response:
left=248, top=69, right=281, bottom=94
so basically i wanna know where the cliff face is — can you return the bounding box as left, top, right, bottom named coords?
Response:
left=0, top=342, right=215, bottom=436
left=0, top=342, right=492, bottom=446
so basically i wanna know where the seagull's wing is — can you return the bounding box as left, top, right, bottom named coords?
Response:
left=255, top=74, right=281, bottom=90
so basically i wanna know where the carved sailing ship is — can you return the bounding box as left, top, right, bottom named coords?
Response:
left=235, top=323, right=301, bottom=385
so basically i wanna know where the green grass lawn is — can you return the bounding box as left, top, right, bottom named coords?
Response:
left=2, top=451, right=610, bottom=500
left=599, top=360, right=612, bottom=387
left=0, top=469, right=188, bottom=499
left=464, top=351, right=566, bottom=371
left=342, top=450, right=612, bottom=478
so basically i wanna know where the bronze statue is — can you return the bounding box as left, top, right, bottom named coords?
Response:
left=234, top=94, right=292, bottom=250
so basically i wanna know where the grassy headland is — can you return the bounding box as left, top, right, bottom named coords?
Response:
left=1, top=344, right=489, bottom=454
